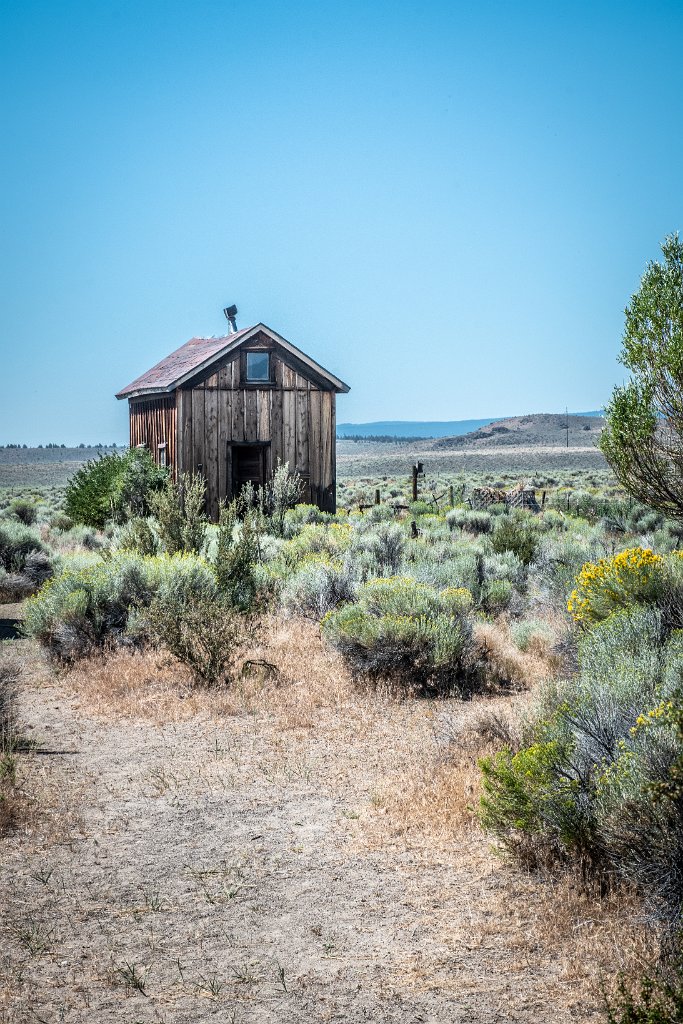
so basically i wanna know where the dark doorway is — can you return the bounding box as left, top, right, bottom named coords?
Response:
left=231, top=444, right=267, bottom=497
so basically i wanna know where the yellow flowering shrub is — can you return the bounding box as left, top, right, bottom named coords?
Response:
left=568, top=547, right=664, bottom=624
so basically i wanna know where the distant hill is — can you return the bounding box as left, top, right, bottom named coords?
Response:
left=337, top=412, right=603, bottom=440
left=337, top=419, right=503, bottom=439
left=428, top=413, right=605, bottom=450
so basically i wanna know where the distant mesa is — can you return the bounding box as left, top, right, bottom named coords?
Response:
left=337, top=412, right=604, bottom=446
left=428, top=412, right=605, bottom=450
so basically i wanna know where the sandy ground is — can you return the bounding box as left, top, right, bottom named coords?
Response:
left=0, top=626, right=644, bottom=1024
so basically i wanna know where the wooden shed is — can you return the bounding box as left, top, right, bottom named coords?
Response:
left=116, top=322, right=350, bottom=519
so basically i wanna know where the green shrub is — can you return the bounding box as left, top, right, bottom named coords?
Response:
left=50, top=512, right=74, bottom=532
left=281, top=558, right=355, bottom=618
left=23, top=553, right=215, bottom=662
left=112, top=448, right=167, bottom=520
left=64, top=451, right=125, bottom=528
left=568, top=548, right=666, bottom=625
left=510, top=618, right=554, bottom=652
left=604, top=959, right=683, bottom=1023
left=115, top=517, right=159, bottom=556
left=479, top=605, right=683, bottom=922
left=480, top=739, right=584, bottom=867
left=491, top=513, right=539, bottom=566
left=0, top=520, right=48, bottom=574
left=145, top=594, right=257, bottom=685
left=64, top=448, right=167, bottom=529
left=215, top=500, right=260, bottom=610
left=9, top=498, right=38, bottom=526
left=446, top=509, right=493, bottom=535
left=483, top=578, right=513, bottom=614
left=322, top=576, right=476, bottom=695
left=150, top=473, right=207, bottom=554
left=351, top=522, right=405, bottom=575
left=282, top=503, right=332, bottom=539
left=259, top=462, right=303, bottom=537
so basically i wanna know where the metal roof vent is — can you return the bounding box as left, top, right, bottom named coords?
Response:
left=223, top=303, right=238, bottom=334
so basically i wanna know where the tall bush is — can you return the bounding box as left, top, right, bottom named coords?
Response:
left=150, top=473, right=207, bottom=554
left=64, top=448, right=166, bottom=528
left=322, top=576, right=476, bottom=695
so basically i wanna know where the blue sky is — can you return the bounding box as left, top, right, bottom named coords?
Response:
left=1, top=0, right=682, bottom=444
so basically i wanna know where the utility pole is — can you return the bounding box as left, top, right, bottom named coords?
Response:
left=566, top=406, right=569, bottom=448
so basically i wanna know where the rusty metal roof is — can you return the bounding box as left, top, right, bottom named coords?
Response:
left=116, top=323, right=350, bottom=399
left=115, top=328, right=253, bottom=399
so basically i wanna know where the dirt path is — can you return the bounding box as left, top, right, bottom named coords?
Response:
left=0, top=634, right=621, bottom=1023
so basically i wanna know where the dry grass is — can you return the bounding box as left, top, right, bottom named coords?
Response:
left=474, top=618, right=561, bottom=689
left=63, top=617, right=356, bottom=727
left=0, top=619, right=663, bottom=1022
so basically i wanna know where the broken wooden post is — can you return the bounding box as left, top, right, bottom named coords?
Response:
left=411, top=462, right=423, bottom=503
left=449, top=485, right=454, bottom=508
left=375, top=488, right=380, bottom=505
left=410, top=520, right=418, bottom=539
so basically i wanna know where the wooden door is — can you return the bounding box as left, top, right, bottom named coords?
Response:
left=231, top=444, right=266, bottom=497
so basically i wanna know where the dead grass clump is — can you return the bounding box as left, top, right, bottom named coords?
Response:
left=63, top=617, right=355, bottom=728
left=475, top=619, right=558, bottom=689
left=501, top=872, right=661, bottom=1014
left=0, top=651, right=23, bottom=834
left=0, top=652, right=21, bottom=748
left=371, top=698, right=528, bottom=844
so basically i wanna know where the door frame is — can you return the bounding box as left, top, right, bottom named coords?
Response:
left=228, top=441, right=271, bottom=500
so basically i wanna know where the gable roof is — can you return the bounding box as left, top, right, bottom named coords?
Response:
left=115, top=323, right=350, bottom=399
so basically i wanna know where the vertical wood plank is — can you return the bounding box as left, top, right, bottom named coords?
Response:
left=245, top=389, right=258, bottom=442
left=232, top=389, right=245, bottom=443
left=330, top=394, right=336, bottom=512
left=309, top=389, right=321, bottom=505
left=218, top=390, right=230, bottom=504
left=191, top=388, right=205, bottom=475
left=321, top=391, right=332, bottom=511
left=271, top=386, right=283, bottom=470
left=296, top=389, right=309, bottom=477
left=206, top=388, right=218, bottom=519
left=282, top=389, right=296, bottom=470
left=257, top=389, right=270, bottom=442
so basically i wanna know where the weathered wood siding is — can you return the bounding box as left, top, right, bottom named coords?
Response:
left=129, top=396, right=177, bottom=470
left=175, top=332, right=337, bottom=520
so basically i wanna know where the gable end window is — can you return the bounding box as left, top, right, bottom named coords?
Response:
left=245, top=351, right=270, bottom=382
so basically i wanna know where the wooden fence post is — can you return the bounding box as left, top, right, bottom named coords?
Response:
left=375, top=488, right=381, bottom=505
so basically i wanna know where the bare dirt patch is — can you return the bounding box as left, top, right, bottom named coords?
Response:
left=0, top=624, right=656, bottom=1022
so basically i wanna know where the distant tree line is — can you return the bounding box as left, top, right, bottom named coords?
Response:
left=0, top=442, right=121, bottom=450
left=336, top=434, right=433, bottom=443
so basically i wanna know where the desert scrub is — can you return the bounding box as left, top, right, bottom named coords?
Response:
left=281, top=557, right=356, bottom=618
left=8, top=497, right=38, bottom=526
left=145, top=594, right=258, bottom=686
left=568, top=547, right=667, bottom=624
left=149, top=472, right=207, bottom=554
left=276, top=521, right=352, bottom=573
left=322, top=576, right=477, bottom=695
left=510, top=618, right=555, bottom=654
left=65, top=447, right=167, bottom=528
left=446, top=508, right=493, bottom=535
left=480, top=738, right=584, bottom=868
left=480, top=606, right=683, bottom=922
left=604, top=958, right=683, bottom=1024
left=0, top=520, right=54, bottom=600
left=349, top=521, right=405, bottom=575
left=282, top=503, right=333, bottom=538
left=490, top=512, right=539, bottom=566
left=23, top=552, right=216, bottom=662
